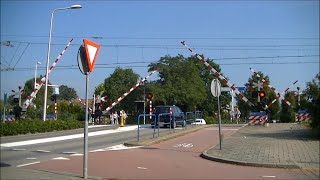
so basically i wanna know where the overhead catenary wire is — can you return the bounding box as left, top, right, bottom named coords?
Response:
left=1, top=34, right=320, bottom=40
left=1, top=60, right=318, bottom=72
left=12, top=43, right=30, bottom=69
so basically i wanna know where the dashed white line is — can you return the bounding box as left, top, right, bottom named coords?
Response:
left=12, top=148, right=26, bottom=151
left=262, top=175, right=276, bottom=178
left=16, top=161, right=40, bottom=167
left=26, top=157, right=37, bottom=160
left=62, top=151, right=78, bottom=154
left=35, top=150, right=50, bottom=153
left=137, top=166, right=148, bottom=170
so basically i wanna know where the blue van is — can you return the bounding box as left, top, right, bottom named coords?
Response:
left=153, top=105, right=186, bottom=128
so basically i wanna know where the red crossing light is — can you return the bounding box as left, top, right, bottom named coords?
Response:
left=259, top=91, right=265, bottom=97
left=146, top=92, right=153, bottom=100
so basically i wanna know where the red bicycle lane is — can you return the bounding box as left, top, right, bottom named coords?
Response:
left=28, top=126, right=306, bottom=179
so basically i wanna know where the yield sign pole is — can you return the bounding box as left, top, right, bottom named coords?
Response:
left=77, top=39, right=100, bottom=179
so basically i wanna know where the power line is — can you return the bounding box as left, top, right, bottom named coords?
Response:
left=1, top=34, right=319, bottom=40
left=12, top=43, right=30, bottom=69
left=2, top=61, right=318, bottom=72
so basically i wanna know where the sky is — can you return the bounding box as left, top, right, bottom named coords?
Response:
left=1, top=0, right=319, bottom=103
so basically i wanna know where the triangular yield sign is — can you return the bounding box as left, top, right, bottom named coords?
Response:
left=83, top=39, right=101, bottom=72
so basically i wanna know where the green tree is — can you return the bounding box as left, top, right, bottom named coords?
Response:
left=94, top=83, right=105, bottom=95
left=188, top=56, right=231, bottom=116
left=22, top=78, right=53, bottom=110
left=280, top=92, right=297, bottom=122
left=102, top=68, right=140, bottom=113
left=148, top=55, right=207, bottom=112
left=57, top=85, right=77, bottom=101
left=305, top=73, right=320, bottom=128
left=238, top=72, right=280, bottom=120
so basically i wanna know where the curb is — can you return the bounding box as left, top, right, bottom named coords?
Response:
left=200, top=148, right=300, bottom=169
left=124, top=125, right=212, bottom=147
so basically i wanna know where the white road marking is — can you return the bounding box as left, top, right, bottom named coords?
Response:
left=35, top=150, right=50, bottom=153
left=90, top=149, right=106, bottom=153
left=88, top=125, right=112, bottom=128
left=52, top=157, right=70, bottom=160
left=137, top=167, right=148, bottom=170
left=16, top=161, right=40, bottom=167
left=242, top=124, right=248, bottom=127
left=26, top=158, right=37, bottom=160
left=212, top=128, right=239, bottom=131
left=0, top=126, right=138, bottom=148
left=89, top=144, right=142, bottom=153
left=262, top=175, right=276, bottom=178
left=12, top=148, right=26, bottom=151
left=173, top=143, right=193, bottom=148
left=103, top=144, right=142, bottom=151
left=70, top=153, right=83, bottom=156
left=62, top=151, right=78, bottom=154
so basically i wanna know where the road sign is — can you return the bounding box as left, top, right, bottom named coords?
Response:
left=221, top=87, right=230, bottom=92
left=77, top=45, right=88, bottom=75
left=83, top=39, right=100, bottom=73
left=236, top=87, right=246, bottom=92
left=211, top=79, right=221, bottom=97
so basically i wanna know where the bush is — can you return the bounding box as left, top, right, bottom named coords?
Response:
left=0, top=119, right=84, bottom=136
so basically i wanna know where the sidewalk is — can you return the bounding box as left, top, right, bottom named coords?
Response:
left=202, top=123, right=320, bottom=171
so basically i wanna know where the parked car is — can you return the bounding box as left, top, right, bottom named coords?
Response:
left=153, top=105, right=186, bottom=128
left=191, top=118, right=206, bottom=125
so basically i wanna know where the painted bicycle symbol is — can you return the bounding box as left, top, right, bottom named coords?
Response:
left=173, top=143, right=194, bottom=148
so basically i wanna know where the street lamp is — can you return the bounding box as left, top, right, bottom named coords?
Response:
left=43, top=5, right=82, bottom=122
left=34, top=61, right=41, bottom=89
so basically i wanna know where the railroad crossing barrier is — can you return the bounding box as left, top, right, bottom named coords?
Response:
left=295, top=110, right=311, bottom=122
left=0, top=115, right=15, bottom=122
left=248, top=112, right=268, bottom=125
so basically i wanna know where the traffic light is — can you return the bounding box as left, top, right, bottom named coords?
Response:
left=146, top=92, right=153, bottom=100
left=258, top=91, right=265, bottom=98
left=252, top=91, right=265, bottom=98
left=50, top=95, right=56, bottom=101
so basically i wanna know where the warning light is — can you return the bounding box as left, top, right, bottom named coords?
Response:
left=258, top=91, right=265, bottom=97
left=146, top=92, right=153, bottom=100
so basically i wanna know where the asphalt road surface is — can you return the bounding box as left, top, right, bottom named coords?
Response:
left=0, top=124, right=173, bottom=169
left=25, top=125, right=314, bottom=179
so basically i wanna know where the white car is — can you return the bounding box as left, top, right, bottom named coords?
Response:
left=192, top=119, right=206, bottom=125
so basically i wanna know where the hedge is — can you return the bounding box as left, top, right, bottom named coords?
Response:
left=0, top=119, right=84, bottom=136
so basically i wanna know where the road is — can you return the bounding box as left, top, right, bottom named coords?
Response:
left=2, top=124, right=315, bottom=179
left=0, top=124, right=174, bottom=168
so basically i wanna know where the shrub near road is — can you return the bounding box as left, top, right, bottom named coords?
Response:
left=0, top=119, right=83, bottom=136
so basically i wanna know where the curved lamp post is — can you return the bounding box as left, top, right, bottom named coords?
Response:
left=43, top=5, right=82, bottom=122
left=34, top=61, right=41, bottom=89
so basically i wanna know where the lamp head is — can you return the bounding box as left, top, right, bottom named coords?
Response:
left=69, top=5, right=82, bottom=9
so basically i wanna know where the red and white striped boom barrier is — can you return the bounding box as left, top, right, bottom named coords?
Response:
left=77, top=96, right=92, bottom=113
left=295, top=113, right=311, bottom=122
left=248, top=115, right=268, bottom=125
left=181, top=41, right=254, bottom=107
left=23, top=38, right=73, bottom=108
left=104, top=70, right=158, bottom=113
left=249, top=68, right=298, bottom=108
